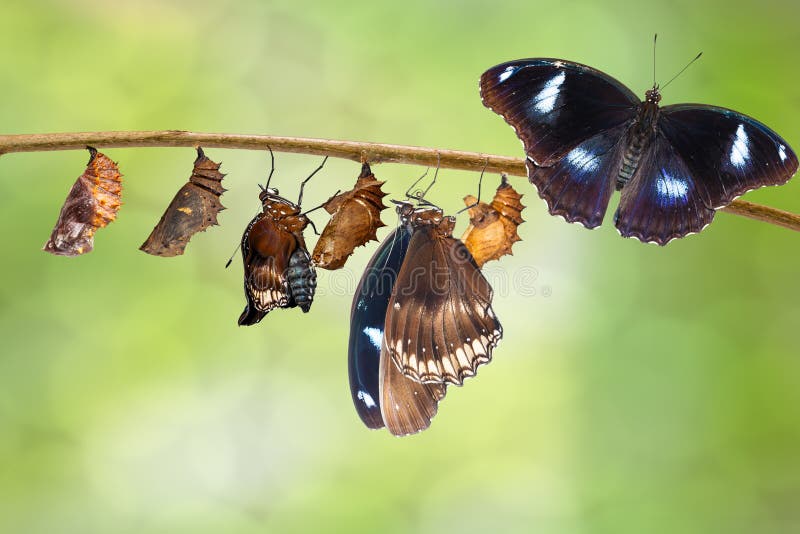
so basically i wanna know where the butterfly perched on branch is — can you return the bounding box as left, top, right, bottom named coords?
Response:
left=43, top=147, right=122, bottom=256
left=480, top=55, right=798, bottom=244
left=140, top=147, right=226, bottom=257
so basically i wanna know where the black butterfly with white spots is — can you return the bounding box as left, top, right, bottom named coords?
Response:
left=481, top=58, right=798, bottom=244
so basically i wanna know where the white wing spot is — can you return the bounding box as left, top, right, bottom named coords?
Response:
left=498, top=65, right=518, bottom=83
left=729, top=124, right=750, bottom=168
left=533, top=71, right=566, bottom=114
left=565, top=147, right=600, bottom=173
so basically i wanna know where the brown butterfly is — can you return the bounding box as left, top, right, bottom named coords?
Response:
left=312, top=162, right=387, bottom=270
left=43, top=147, right=122, bottom=256
left=384, top=201, right=503, bottom=386
left=461, top=175, right=525, bottom=268
left=140, top=147, right=226, bottom=257
left=238, top=153, right=324, bottom=325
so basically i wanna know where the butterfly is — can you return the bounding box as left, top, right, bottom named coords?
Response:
left=237, top=154, right=324, bottom=325
left=44, top=147, right=122, bottom=256
left=348, top=200, right=502, bottom=435
left=140, top=147, right=226, bottom=257
left=480, top=58, right=799, bottom=245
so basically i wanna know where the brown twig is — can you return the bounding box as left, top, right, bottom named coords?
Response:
left=0, top=130, right=798, bottom=232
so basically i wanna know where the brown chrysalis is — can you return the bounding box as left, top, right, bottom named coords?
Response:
left=311, top=162, right=387, bottom=270
left=43, top=147, right=122, bottom=256
left=140, top=147, right=226, bottom=257
left=460, top=175, right=525, bottom=268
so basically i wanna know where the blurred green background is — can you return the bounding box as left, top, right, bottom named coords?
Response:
left=2, top=0, right=800, bottom=532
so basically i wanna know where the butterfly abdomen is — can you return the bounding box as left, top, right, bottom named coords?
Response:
left=287, top=248, right=316, bottom=313
left=617, top=139, right=644, bottom=190
left=618, top=102, right=661, bottom=190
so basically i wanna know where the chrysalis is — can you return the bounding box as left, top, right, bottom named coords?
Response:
left=43, top=147, right=122, bottom=256
left=140, top=147, right=226, bottom=257
left=312, top=162, right=387, bottom=270
left=461, top=175, right=525, bottom=268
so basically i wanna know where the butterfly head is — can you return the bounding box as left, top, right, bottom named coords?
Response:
left=392, top=199, right=445, bottom=228
left=645, top=86, right=662, bottom=104
left=258, top=186, right=282, bottom=202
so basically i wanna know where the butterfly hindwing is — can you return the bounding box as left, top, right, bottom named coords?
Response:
left=614, top=135, right=715, bottom=244
left=528, top=125, right=626, bottom=227
left=379, top=337, right=447, bottom=437
left=658, top=104, right=799, bottom=208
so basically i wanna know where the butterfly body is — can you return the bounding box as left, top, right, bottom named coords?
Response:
left=481, top=59, right=798, bottom=244
left=238, top=189, right=316, bottom=325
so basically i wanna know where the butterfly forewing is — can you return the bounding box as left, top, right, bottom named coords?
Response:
left=658, top=104, right=799, bottom=208
left=480, top=59, right=639, bottom=166
left=385, top=216, right=502, bottom=385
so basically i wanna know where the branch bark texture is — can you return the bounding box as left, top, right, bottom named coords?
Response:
left=1, top=130, right=798, bottom=232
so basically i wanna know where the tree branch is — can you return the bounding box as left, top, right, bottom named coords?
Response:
left=1, top=130, right=798, bottom=232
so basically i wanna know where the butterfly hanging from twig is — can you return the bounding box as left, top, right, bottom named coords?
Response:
left=237, top=150, right=324, bottom=325
left=480, top=43, right=798, bottom=245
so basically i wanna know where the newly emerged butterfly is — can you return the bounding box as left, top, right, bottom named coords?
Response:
left=312, top=162, right=387, bottom=270
left=238, top=152, right=323, bottom=325
left=480, top=55, right=799, bottom=244
left=384, top=201, right=503, bottom=386
left=349, top=221, right=446, bottom=436
left=140, top=147, right=226, bottom=257
left=461, top=175, right=525, bottom=268
left=43, top=147, right=122, bottom=256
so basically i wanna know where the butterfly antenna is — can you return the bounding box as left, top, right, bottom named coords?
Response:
left=297, top=156, right=328, bottom=207
left=457, top=158, right=488, bottom=214
left=265, top=146, right=276, bottom=189
left=225, top=242, right=242, bottom=268
left=661, top=51, right=703, bottom=90
left=653, top=33, right=658, bottom=88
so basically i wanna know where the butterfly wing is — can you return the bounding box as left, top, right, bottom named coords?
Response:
left=527, top=125, right=627, bottom=227
left=658, top=104, right=798, bottom=209
left=385, top=226, right=502, bottom=385
left=238, top=213, right=298, bottom=326
left=379, top=338, right=447, bottom=437
left=348, top=227, right=412, bottom=429
left=480, top=59, right=638, bottom=226
left=614, top=135, right=715, bottom=244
